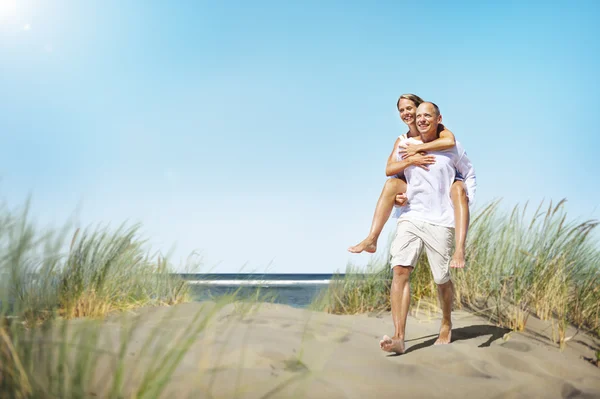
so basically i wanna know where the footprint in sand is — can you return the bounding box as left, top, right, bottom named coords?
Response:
left=283, top=358, right=309, bottom=373
left=439, top=360, right=494, bottom=380
left=336, top=333, right=351, bottom=343
left=500, top=341, right=531, bottom=352
left=561, top=383, right=583, bottom=398
left=494, top=352, right=540, bottom=375
left=242, top=318, right=269, bottom=325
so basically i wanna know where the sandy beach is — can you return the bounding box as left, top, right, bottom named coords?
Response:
left=29, top=301, right=600, bottom=398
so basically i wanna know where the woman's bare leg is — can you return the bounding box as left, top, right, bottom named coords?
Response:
left=449, top=181, right=469, bottom=268
left=348, top=177, right=407, bottom=253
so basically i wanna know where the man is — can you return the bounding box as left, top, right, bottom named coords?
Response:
left=380, top=102, right=476, bottom=354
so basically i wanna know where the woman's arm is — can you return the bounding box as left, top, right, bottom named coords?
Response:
left=385, top=137, right=436, bottom=176
left=386, top=137, right=411, bottom=176
left=387, top=153, right=436, bottom=176
left=400, top=126, right=456, bottom=158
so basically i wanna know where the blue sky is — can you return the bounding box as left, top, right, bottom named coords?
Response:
left=1, top=0, right=599, bottom=273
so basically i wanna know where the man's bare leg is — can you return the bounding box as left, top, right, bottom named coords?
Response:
left=449, top=181, right=469, bottom=268
left=349, top=178, right=407, bottom=254
left=380, top=265, right=412, bottom=354
left=434, top=280, right=454, bottom=345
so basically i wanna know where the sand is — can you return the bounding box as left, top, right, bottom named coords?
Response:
left=34, top=301, right=600, bottom=398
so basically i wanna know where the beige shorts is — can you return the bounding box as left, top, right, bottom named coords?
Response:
left=390, top=219, right=454, bottom=284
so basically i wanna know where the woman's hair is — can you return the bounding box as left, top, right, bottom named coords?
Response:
left=396, top=93, right=424, bottom=110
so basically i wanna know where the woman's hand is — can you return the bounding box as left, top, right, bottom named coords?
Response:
left=399, top=142, right=422, bottom=158
left=395, top=193, right=408, bottom=207
left=407, top=153, right=435, bottom=170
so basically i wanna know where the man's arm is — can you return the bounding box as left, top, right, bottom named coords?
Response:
left=400, top=127, right=456, bottom=158
left=455, top=144, right=476, bottom=206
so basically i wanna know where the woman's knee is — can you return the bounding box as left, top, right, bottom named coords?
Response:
left=451, top=181, right=467, bottom=200
left=384, top=177, right=406, bottom=194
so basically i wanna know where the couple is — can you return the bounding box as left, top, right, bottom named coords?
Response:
left=349, top=94, right=476, bottom=354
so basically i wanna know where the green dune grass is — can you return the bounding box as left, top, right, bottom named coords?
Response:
left=1, top=197, right=598, bottom=397
left=1, top=199, right=189, bottom=325
left=0, top=199, right=195, bottom=396
left=317, top=199, right=600, bottom=345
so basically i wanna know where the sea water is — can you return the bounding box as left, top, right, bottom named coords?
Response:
left=179, top=273, right=336, bottom=308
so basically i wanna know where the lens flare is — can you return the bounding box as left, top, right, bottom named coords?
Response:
left=0, top=0, right=18, bottom=21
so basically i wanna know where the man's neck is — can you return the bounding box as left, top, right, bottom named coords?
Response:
left=419, top=128, right=438, bottom=143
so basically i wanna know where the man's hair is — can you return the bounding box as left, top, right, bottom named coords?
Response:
left=420, top=101, right=441, bottom=116
left=396, top=93, right=424, bottom=110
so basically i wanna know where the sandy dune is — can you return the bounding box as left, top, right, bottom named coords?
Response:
left=37, top=302, right=600, bottom=398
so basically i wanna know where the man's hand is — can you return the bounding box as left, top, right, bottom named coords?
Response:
left=407, top=153, right=435, bottom=170
left=395, top=193, right=408, bottom=207
left=398, top=142, right=422, bottom=158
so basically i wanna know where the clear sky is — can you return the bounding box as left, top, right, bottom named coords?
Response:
left=1, top=0, right=599, bottom=273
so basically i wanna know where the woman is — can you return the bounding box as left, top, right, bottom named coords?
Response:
left=348, top=93, right=470, bottom=269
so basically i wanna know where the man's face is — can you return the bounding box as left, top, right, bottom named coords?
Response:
left=397, top=98, right=417, bottom=125
left=416, top=103, right=441, bottom=136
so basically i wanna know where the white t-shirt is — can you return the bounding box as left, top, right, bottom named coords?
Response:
left=392, top=135, right=476, bottom=228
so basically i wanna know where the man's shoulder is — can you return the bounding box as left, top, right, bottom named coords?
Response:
left=431, top=141, right=463, bottom=156
left=432, top=141, right=469, bottom=163
left=454, top=141, right=471, bottom=157
left=452, top=141, right=475, bottom=169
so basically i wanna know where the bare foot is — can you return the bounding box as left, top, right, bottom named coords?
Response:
left=380, top=335, right=405, bottom=354
left=348, top=237, right=377, bottom=254
left=434, top=323, right=452, bottom=345
left=449, top=250, right=465, bottom=268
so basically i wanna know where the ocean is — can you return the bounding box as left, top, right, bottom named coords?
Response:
left=180, top=273, right=336, bottom=308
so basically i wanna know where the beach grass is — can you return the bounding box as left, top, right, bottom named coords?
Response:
left=1, top=195, right=598, bottom=396
left=313, top=263, right=391, bottom=315
left=1, top=199, right=190, bottom=326
left=318, top=199, right=600, bottom=342
left=0, top=197, right=200, bottom=396
left=0, top=196, right=295, bottom=397
left=0, top=296, right=246, bottom=398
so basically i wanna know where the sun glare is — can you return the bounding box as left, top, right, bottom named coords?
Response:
left=0, top=0, right=18, bottom=21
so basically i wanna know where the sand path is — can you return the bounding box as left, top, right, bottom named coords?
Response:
left=34, top=302, right=600, bottom=398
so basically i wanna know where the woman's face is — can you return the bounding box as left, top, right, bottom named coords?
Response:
left=397, top=98, right=417, bottom=126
